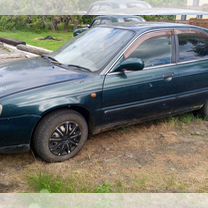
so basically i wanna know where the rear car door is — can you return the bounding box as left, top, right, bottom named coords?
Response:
left=102, top=30, right=178, bottom=125
left=172, top=29, right=208, bottom=112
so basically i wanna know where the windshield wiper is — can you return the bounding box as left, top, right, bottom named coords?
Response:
left=42, top=55, right=92, bottom=72
left=42, top=55, right=63, bottom=65
left=67, top=64, right=92, bottom=73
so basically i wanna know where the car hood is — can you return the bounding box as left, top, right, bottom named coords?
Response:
left=0, top=57, right=90, bottom=98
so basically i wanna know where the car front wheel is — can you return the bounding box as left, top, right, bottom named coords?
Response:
left=33, top=110, right=88, bottom=163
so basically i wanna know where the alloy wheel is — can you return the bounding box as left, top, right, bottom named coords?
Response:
left=49, top=121, right=82, bottom=156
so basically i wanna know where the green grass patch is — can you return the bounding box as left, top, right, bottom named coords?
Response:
left=28, top=173, right=66, bottom=193
left=96, top=183, right=113, bottom=193
left=173, top=114, right=201, bottom=124
left=28, top=173, right=191, bottom=193
left=28, top=173, right=114, bottom=193
left=0, top=31, right=73, bottom=51
left=163, top=113, right=204, bottom=127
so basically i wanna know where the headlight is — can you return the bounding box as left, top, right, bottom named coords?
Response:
left=0, top=105, right=3, bottom=115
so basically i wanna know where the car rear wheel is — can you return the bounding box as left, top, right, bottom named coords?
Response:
left=33, top=110, right=88, bottom=163
left=198, top=102, right=208, bottom=119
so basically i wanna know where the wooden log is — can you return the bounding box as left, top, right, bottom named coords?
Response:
left=0, top=54, right=26, bottom=59
left=2, top=43, right=38, bottom=58
left=16, top=44, right=52, bottom=56
left=0, top=38, right=26, bottom=46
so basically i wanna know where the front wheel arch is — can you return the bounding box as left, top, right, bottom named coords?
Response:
left=30, top=105, right=92, bottom=147
left=31, top=108, right=89, bottom=162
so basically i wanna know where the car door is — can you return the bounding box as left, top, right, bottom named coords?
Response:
left=171, top=29, right=208, bottom=112
left=102, top=30, right=178, bottom=125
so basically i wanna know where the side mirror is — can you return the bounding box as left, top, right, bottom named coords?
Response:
left=114, top=58, right=144, bottom=73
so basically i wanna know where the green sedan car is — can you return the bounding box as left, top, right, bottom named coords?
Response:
left=0, top=22, right=208, bottom=162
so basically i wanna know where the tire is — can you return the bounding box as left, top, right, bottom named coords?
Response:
left=33, top=110, right=88, bottom=163
left=198, top=102, right=208, bottom=119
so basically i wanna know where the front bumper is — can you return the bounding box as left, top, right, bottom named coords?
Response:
left=0, top=114, right=41, bottom=153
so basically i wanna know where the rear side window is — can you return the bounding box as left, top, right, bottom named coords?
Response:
left=178, top=33, right=208, bottom=62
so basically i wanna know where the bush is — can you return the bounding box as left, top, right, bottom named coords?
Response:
left=0, top=15, right=91, bottom=32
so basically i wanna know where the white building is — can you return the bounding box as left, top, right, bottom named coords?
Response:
left=187, top=0, right=207, bottom=6
left=176, top=0, right=208, bottom=20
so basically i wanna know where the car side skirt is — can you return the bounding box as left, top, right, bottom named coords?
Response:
left=93, top=105, right=202, bottom=135
left=0, top=144, right=30, bottom=154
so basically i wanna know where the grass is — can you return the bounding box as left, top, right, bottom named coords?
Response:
left=134, top=177, right=148, bottom=192
left=165, top=113, right=205, bottom=127
left=0, top=31, right=73, bottom=51
left=28, top=173, right=113, bottom=193
left=28, top=173, right=191, bottom=193
left=96, top=184, right=113, bottom=193
left=4, top=111, right=207, bottom=193
left=163, top=176, right=188, bottom=192
left=171, top=114, right=202, bottom=124
left=27, top=115, right=204, bottom=192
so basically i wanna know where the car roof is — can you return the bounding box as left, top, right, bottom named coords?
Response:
left=95, top=15, right=144, bottom=19
left=98, top=22, right=208, bottom=34
left=90, top=0, right=149, bottom=5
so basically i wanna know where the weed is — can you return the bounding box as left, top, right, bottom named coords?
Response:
left=134, top=177, right=147, bottom=192
left=163, top=176, right=188, bottom=192
left=165, top=113, right=203, bottom=128
left=28, top=173, right=65, bottom=193
left=96, top=183, right=113, bottom=193
left=28, top=173, right=114, bottom=193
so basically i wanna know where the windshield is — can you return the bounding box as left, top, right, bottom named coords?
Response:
left=53, top=27, right=134, bottom=72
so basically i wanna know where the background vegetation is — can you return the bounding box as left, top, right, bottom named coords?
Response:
left=0, top=14, right=175, bottom=51
left=0, top=15, right=177, bottom=32
left=0, top=31, right=73, bottom=50
left=0, top=0, right=195, bottom=50
left=0, top=0, right=189, bottom=32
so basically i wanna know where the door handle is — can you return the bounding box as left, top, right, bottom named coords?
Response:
left=163, top=73, right=174, bottom=82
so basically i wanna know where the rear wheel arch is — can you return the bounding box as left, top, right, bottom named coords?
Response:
left=198, top=101, right=208, bottom=119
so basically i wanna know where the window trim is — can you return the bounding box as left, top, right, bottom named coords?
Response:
left=104, top=29, right=176, bottom=75
left=124, top=30, right=174, bottom=59
left=127, top=34, right=175, bottom=68
left=175, top=29, right=208, bottom=63
left=119, top=30, right=175, bottom=71
left=105, top=28, right=208, bottom=76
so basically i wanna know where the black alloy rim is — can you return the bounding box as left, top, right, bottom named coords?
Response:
left=49, top=121, right=82, bottom=156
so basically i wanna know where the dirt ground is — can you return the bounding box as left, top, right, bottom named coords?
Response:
left=1, top=114, right=208, bottom=193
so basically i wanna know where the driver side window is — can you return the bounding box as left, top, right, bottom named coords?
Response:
left=128, top=35, right=173, bottom=68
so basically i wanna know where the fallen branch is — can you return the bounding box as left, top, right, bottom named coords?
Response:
left=0, top=38, right=26, bottom=46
